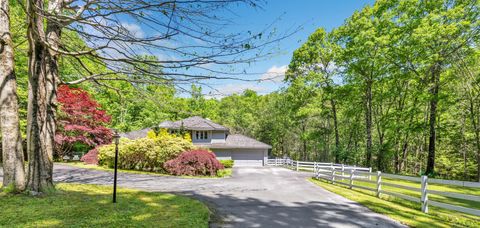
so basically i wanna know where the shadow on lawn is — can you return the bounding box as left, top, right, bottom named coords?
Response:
left=0, top=183, right=209, bottom=227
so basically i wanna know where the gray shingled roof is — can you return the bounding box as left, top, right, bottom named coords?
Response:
left=159, top=116, right=229, bottom=131
left=119, top=128, right=151, bottom=140
left=194, top=134, right=272, bottom=149
left=120, top=117, right=271, bottom=150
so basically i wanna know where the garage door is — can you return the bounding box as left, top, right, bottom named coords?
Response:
left=232, top=149, right=264, bottom=166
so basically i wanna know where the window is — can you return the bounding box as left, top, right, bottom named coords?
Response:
left=195, top=131, right=208, bottom=140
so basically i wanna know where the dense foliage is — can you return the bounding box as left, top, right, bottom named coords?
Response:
left=151, top=0, right=479, bottom=181
left=164, top=149, right=224, bottom=176
left=220, top=159, right=234, bottom=168
left=98, top=131, right=194, bottom=172
left=80, top=148, right=100, bottom=165
left=5, top=0, right=480, bottom=182
left=55, top=85, right=112, bottom=158
left=191, top=0, right=479, bottom=181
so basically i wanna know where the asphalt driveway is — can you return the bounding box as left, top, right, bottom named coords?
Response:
left=0, top=164, right=404, bottom=227
left=2, top=165, right=406, bottom=227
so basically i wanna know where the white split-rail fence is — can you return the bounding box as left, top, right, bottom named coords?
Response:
left=267, top=158, right=480, bottom=217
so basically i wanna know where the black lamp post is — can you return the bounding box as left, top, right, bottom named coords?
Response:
left=112, top=130, right=120, bottom=203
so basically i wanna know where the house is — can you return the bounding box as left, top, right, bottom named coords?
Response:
left=120, top=116, right=271, bottom=166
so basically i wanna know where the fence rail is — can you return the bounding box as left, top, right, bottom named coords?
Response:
left=267, top=158, right=480, bottom=217
left=266, top=158, right=371, bottom=172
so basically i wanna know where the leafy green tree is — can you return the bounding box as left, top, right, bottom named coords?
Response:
left=288, top=28, right=342, bottom=162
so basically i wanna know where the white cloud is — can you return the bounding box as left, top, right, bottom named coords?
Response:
left=206, top=83, right=268, bottom=99
left=260, top=65, right=288, bottom=82
left=121, top=23, right=145, bottom=38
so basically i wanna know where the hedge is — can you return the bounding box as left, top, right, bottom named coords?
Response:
left=98, top=130, right=194, bottom=172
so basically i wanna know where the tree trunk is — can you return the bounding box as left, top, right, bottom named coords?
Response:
left=377, top=135, right=385, bottom=172
left=425, top=64, right=441, bottom=176
left=0, top=0, right=26, bottom=192
left=331, top=98, right=340, bottom=163
left=45, top=0, right=62, bottom=168
left=365, top=80, right=373, bottom=168
left=468, top=96, right=480, bottom=182
left=400, top=140, right=409, bottom=172
left=302, top=120, right=307, bottom=161
left=26, top=0, right=54, bottom=192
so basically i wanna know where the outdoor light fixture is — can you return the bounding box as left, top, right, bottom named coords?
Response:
left=112, top=129, right=120, bottom=203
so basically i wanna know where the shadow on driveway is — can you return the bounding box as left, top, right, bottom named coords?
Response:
left=183, top=191, right=404, bottom=228
left=2, top=165, right=406, bottom=227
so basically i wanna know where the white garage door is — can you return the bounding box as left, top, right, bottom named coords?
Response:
left=232, top=149, right=264, bottom=167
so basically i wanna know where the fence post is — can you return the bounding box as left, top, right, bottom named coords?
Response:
left=349, top=169, right=355, bottom=189
left=313, top=162, right=317, bottom=174
left=296, top=161, right=299, bottom=171
left=421, top=175, right=429, bottom=213
left=369, top=167, right=372, bottom=180
left=331, top=166, right=335, bottom=184
left=341, top=164, right=345, bottom=180
left=275, top=158, right=278, bottom=166
left=376, top=171, right=382, bottom=197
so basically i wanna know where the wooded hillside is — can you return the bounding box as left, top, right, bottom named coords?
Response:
left=5, top=0, right=480, bottom=182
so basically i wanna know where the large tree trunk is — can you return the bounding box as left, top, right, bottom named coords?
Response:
left=26, top=0, right=54, bottom=192
left=365, top=80, right=373, bottom=168
left=45, top=0, right=62, bottom=166
left=425, top=64, right=441, bottom=176
left=0, top=0, right=26, bottom=192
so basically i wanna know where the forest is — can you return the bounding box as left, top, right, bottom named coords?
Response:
left=89, top=0, right=480, bottom=181
left=106, top=0, right=479, bottom=181
left=2, top=0, right=480, bottom=191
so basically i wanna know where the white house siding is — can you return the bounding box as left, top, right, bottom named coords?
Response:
left=211, top=131, right=226, bottom=143
left=211, top=149, right=232, bottom=160
left=211, top=148, right=267, bottom=166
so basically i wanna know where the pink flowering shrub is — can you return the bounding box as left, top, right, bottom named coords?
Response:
left=81, top=148, right=99, bottom=165
left=164, top=149, right=224, bottom=176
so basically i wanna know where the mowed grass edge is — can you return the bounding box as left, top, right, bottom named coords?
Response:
left=309, top=178, right=480, bottom=228
left=57, top=162, right=232, bottom=178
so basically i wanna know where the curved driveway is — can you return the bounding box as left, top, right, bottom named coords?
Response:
left=48, top=164, right=406, bottom=228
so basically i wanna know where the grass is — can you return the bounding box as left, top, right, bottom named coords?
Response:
left=310, top=177, right=480, bottom=228
left=330, top=173, right=480, bottom=210
left=57, top=162, right=232, bottom=178
left=0, top=183, right=210, bottom=227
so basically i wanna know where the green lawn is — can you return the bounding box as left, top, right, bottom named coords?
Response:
left=58, top=162, right=232, bottom=178
left=328, top=173, right=480, bottom=210
left=0, top=183, right=210, bottom=227
left=310, top=178, right=480, bottom=228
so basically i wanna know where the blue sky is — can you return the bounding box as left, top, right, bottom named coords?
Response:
left=192, top=0, right=374, bottom=98
left=114, top=0, right=374, bottom=97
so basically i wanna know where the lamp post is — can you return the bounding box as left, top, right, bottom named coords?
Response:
left=112, top=130, right=120, bottom=203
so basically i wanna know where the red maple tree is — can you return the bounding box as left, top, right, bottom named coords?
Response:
left=55, top=85, right=112, bottom=157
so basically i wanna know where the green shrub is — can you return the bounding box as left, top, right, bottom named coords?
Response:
left=98, top=130, right=194, bottom=172
left=216, top=168, right=232, bottom=178
left=219, top=159, right=234, bottom=168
